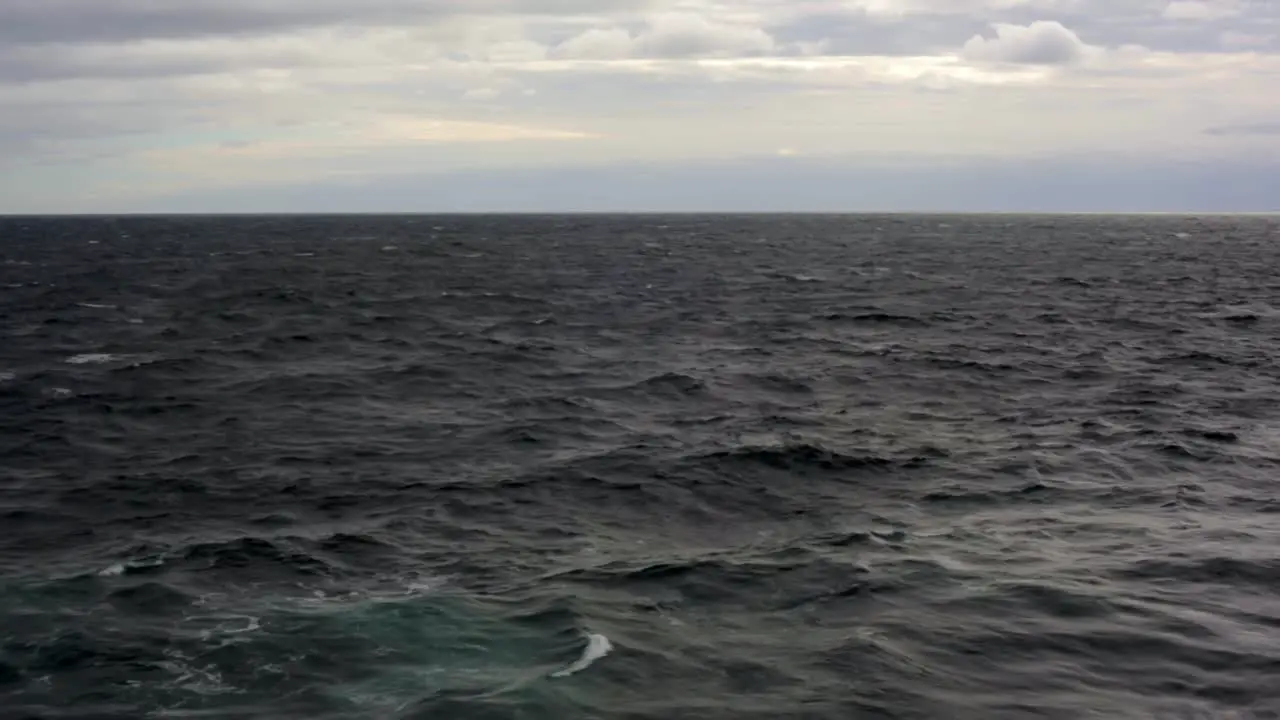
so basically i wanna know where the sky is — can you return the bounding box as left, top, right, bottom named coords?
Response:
left=2, top=0, right=1278, bottom=213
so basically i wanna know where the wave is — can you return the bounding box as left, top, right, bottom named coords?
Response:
left=1115, top=557, right=1280, bottom=588
left=106, top=582, right=194, bottom=615
left=819, top=312, right=928, bottom=326
left=699, top=443, right=896, bottom=472
left=734, top=372, right=814, bottom=395
left=920, top=482, right=1056, bottom=506
left=7, top=214, right=1280, bottom=719
left=923, top=357, right=1020, bottom=374
left=550, top=633, right=613, bottom=677
left=64, top=353, right=118, bottom=365
left=98, top=556, right=166, bottom=577
left=628, top=372, right=708, bottom=396
left=178, top=537, right=336, bottom=577
left=1057, top=277, right=1093, bottom=288
left=1148, top=350, right=1255, bottom=368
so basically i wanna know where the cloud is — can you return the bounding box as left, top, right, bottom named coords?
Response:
left=143, top=117, right=594, bottom=172
left=0, top=34, right=336, bottom=83
left=1163, top=1, right=1242, bottom=21
left=553, top=29, right=636, bottom=60
left=961, top=20, right=1097, bottom=64
left=1220, top=30, right=1276, bottom=48
left=463, top=87, right=503, bottom=101
left=837, top=0, right=1063, bottom=20
left=2, top=0, right=1279, bottom=212
left=0, top=0, right=654, bottom=45
left=1205, top=120, right=1280, bottom=135
left=553, top=13, right=777, bottom=59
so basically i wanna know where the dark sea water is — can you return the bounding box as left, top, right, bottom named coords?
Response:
left=2, top=214, right=1280, bottom=720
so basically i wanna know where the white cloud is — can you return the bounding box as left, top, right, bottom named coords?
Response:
left=553, top=13, right=777, bottom=59
left=961, top=20, right=1097, bottom=64
left=809, top=0, right=1077, bottom=20
left=553, top=28, right=638, bottom=59
left=639, top=13, right=777, bottom=57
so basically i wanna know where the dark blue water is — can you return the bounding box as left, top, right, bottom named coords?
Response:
left=2, top=214, right=1280, bottom=719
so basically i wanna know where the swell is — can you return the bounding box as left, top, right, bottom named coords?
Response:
left=4, top=215, right=1280, bottom=720
left=698, top=443, right=898, bottom=472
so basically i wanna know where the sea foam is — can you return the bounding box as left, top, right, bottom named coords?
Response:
left=551, top=633, right=612, bottom=678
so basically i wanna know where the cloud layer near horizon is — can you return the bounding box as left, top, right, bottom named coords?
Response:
left=3, top=0, right=1278, bottom=212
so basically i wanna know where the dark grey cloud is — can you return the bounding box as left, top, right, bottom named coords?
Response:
left=0, top=0, right=650, bottom=45
left=0, top=91, right=195, bottom=164
left=0, top=46, right=253, bottom=84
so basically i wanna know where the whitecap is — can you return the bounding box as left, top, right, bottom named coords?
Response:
left=66, top=353, right=116, bottom=365
left=551, top=633, right=612, bottom=678
left=0, top=371, right=14, bottom=382
left=227, top=616, right=261, bottom=634
left=404, top=579, right=438, bottom=595
left=158, top=649, right=238, bottom=697
left=288, top=573, right=443, bottom=611
left=98, top=556, right=166, bottom=576
left=77, top=302, right=116, bottom=310
left=195, top=614, right=261, bottom=640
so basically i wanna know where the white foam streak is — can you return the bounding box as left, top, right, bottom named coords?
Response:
left=98, top=557, right=166, bottom=576
left=66, top=353, right=116, bottom=365
left=551, top=633, right=612, bottom=678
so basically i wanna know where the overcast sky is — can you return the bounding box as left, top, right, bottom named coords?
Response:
left=2, top=0, right=1278, bottom=213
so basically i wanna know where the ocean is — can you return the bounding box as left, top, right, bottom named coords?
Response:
left=2, top=213, right=1279, bottom=720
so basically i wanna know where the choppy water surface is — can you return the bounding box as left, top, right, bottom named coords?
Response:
left=3, top=214, right=1280, bottom=719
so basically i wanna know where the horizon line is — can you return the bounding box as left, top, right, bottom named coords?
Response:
left=3, top=210, right=1279, bottom=218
